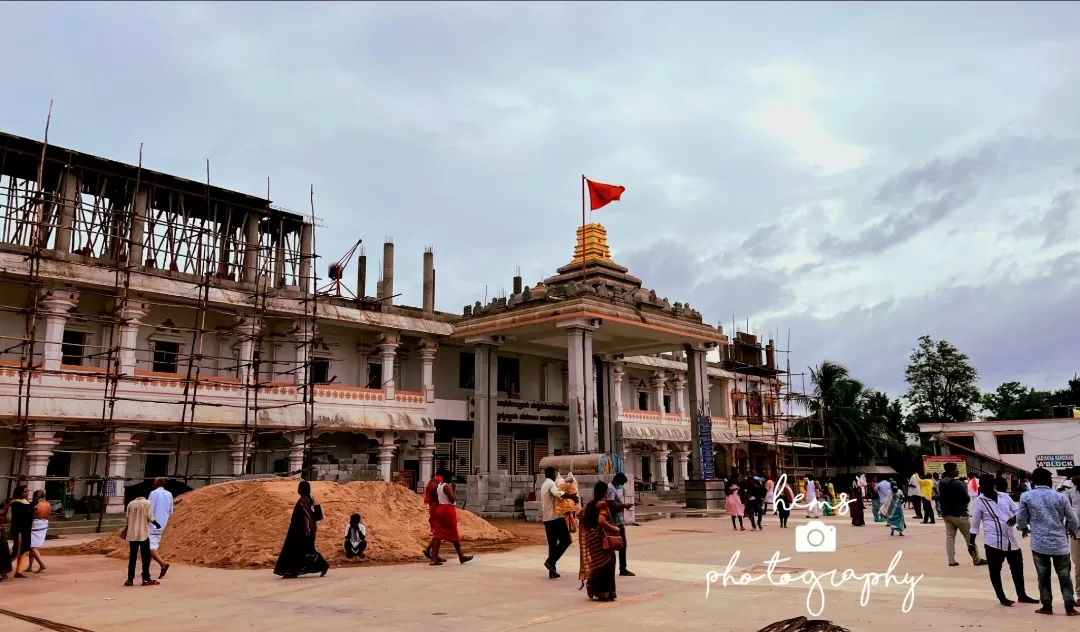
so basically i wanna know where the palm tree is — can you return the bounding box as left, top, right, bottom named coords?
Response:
left=789, top=361, right=888, bottom=472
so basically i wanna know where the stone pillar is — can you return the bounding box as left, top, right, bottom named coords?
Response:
left=289, top=433, right=306, bottom=477
left=55, top=171, right=79, bottom=253
left=25, top=427, right=62, bottom=494
left=685, top=345, right=713, bottom=479
left=128, top=187, right=149, bottom=266
left=105, top=431, right=137, bottom=513
left=418, top=434, right=435, bottom=488
left=675, top=445, right=691, bottom=488
left=654, top=443, right=670, bottom=491
left=274, top=234, right=286, bottom=289
left=470, top=340, right=499, bottom=474
left=117, top=301, right=150, bottom=375
left=565, top=326, right=596, bottom=452
left=419, top=341, right=437, bottom=403
left=377, top=434, right=396, bottom=482
left=379, top=333, right=400, bottom=400
left=39, top=289, right=79, bottom=372
left=651, top=372, right=667, bottom=419
left=356, top=342, right=371, bottom=388
left=672, top=374, right=687, bottom=417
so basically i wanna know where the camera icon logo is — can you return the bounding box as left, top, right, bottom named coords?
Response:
left=795, top=520, right=837, bottom=553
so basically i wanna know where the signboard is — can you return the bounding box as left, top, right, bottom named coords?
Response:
left=494, top=399, right=569, bottom=425
left=597, top=453, right=622, bottom=477
left=1036, top=454, right=1075, bottom=469
left=697, top=414, right=716, bottom=479
left=923, top=455, right=967, bottom=478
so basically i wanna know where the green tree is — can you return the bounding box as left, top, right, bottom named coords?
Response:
left=1049, top=376, right=1080, bottom=409
left=903, top=335, right=981, bottom=423
left=981, top=382, right=1051, bottom=420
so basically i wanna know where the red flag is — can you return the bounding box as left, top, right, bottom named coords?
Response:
left=586, top=179, right=625, bottom=211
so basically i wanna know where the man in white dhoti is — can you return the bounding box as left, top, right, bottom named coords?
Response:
left=27, top=490, right=50, bottom=573
left=148, top=478, right=173, bottom=579
left=805, top=474, right=821, bottom=518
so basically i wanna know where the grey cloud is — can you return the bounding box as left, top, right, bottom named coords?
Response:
left=759, top=252, right=1080, bottom=396
left=1038, top=189, right=1080, bottom=247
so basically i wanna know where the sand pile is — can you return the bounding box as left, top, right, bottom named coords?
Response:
left=53, top=479, right=524, bottom=568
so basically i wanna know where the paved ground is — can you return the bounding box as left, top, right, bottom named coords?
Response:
left=5, top=510, right=1078, bottom=631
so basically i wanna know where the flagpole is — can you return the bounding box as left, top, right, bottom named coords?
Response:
left=581, top=174, right=589, bottom=453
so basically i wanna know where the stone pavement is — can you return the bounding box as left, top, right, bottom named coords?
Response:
left=5, top=512, right=1077, bottom=631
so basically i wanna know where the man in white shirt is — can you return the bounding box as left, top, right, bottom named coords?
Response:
left=855, top=472, right=868, bottom=506
left=970, top=473, right=1038, bottom=607
left=908, top=473, right=923, bottom=520
left=148, top=477, right=174, bottom=579
left=805, top=474, right=819, bottom=518
left=540, top=467, right=578, bottom=579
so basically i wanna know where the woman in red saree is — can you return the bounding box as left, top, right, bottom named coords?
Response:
left=422, top=473, right=446, bottom=563
left=427, top=471, right=473, bottom=566
left=578, top=481, right=622, bottom=601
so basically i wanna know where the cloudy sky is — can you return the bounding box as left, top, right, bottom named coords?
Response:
left=2, top=2, right=1078, bottom=398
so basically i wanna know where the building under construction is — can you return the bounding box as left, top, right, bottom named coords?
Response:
left=0, top=126, right=818, bottom=523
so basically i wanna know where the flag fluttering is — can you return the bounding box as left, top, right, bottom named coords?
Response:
left=585, top=179, right=625, bottom=211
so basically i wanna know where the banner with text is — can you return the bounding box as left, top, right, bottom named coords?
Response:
left=923, top=455, right=968, bottom=478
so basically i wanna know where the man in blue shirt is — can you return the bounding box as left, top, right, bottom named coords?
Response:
left=1018, top=467, right=1080, bottom=616
left=606, top=472, right=634, bottom=577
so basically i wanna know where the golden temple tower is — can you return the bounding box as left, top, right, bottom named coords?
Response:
left=570, top=223, right=614, bottom=265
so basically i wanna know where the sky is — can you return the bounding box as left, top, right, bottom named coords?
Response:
left=1, top=2, right=1078, bottom=399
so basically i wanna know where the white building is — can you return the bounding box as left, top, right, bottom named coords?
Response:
left=919, top=418, right=1080, bottom=482
left=0, top=130, right=800, bottom=516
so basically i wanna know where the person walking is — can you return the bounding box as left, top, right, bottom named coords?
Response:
left=148, top=477, right=173, bottom=579
left=855, top=471, right=868, bottom=506
left=7, top=485, right=32, bottom=578
left=1065, top=469, right=1080, bottom=604
left=540, top=466, right=578, bottom=579
left=805, top=474, right=820, bottom=519
left=874, top=477, right=891, bottom=524
left=272, top=480, right=329, bottom=578
left=426, top=471, right=473, bottom=567
left=970, top=473, right=1038, bottom=607
left=422, top=471, right=446, bottom=564
left=726, top=478, right=745, bottom=531
left=932, top=473, right=942, bottom=519
left=26, top=490, right=50, bottom=573
left=907, top=472, right=923, bottom=520
left=849, top=480, right=865, bottom=527
left=919, top=474, right=935, bottom=524
left=578, top=481, right=622, bottom=602
left=940, top=462, right=987, bottom=567
left=606, top=472, right=634, bottom=577
left=1018, top=467, right=1080, bottom=616
left=883, top=481, right=907, bottom=536
left=776, top=481, right=794, bottom=528
left=124, top=495, right=161, bottom=586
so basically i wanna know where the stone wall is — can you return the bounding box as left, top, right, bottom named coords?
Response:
left=465, top=473, right=534, bottom=519
left=311, top=455, right=382, bottom=483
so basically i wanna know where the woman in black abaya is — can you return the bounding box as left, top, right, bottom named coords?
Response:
left=273, top=480, right=328, bottom=578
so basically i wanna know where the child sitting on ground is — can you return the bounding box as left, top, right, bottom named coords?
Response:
left=344, top=513, right=367, bottom=559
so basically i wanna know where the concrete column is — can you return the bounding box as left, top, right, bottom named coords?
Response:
left=230, top=433, right=253, bottom=477
left=117, top=301, right=150, bottom=375
left=418, top=433, right=435, bottom=487
left=419, top=341, right=437, bottom=403
left=105, top=431, right=137, bottom=513
left=675, top=445, right=691, bottom=488
left=25, top=427, right=62, bottom=494
left=39, top=289, right=79, bottom=372
left=565, top=327, right=598, bottom=452
left=377, top=435, right=396, bottom=482
left=55, top=171, right=79, bottom=253
left=274, top=234, right=286, bottom=289
left=380, top=241, right=394, bottom=312
left=673, top=374, right=687, bottom=417
left=242, top=211, right=260, bottom=283
left=292, top=319, right=315, bottom=385
left=357, top=253, right=367, bottom=298
left=234, top=321, right=259, bottom=385
left=356, top=343, right=371, bottom=388
left=685, top=345, right=714, bottom=479
left=299, top=223, right=313, bottom=293
left=126, top=187, right=149, bottom=267
left=654, top=443, right=670, bottom=491
left=379, top=333, right=400, bottom=400
left=471, top=341, right=499, bottom=473
left=422, top=248, right=435, bottom=313
left=612, top=363, right=625, bottom=416
left=651, top=372, right=667, bottom=419
left=289, top=433, right=306, bottom=477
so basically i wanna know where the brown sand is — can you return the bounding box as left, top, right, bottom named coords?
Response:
left=51, top=479, right=542, bottom=568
